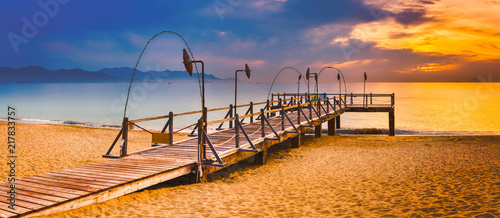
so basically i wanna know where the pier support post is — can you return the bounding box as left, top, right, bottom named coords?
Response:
left=291, top=134, right=301, bottom=148
left=254, top=149, right=266, bottom=165
left=200, top=167, right=208, bottom=183
left=314, top=124, right=322, bottom=138
left=389, top=111, right=395, bottom=136
left=336, top=115, right=341, bottom=129
left=328, top=117, right=336, bottom=136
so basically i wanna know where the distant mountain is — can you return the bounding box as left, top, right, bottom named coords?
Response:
left=0, top=66, right=222, bottom=83
left=0, top=66, right=121, bottom=83
left=97, top=67, right=221, bottom=81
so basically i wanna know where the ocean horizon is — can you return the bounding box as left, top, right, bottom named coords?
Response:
left=1, top=81, right=499, bottom=135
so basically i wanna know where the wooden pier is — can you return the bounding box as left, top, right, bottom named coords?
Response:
left=0, top=93, right=394, bottom=217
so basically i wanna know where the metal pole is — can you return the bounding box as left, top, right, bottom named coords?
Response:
left=121, top=117, right=128, bottom=157
left=234, top=70, right=240, bottom=120
left=250, top=102, right=254, bottom=123
left=235, top=114, right=239, bottom=148
left=169, top=111, right=173, bottom=145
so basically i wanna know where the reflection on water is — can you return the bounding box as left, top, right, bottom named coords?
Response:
left=0, top=82, right=499, bottom=134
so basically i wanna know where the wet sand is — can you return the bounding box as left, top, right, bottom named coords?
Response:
left=1, top=122, right=499, bottom=217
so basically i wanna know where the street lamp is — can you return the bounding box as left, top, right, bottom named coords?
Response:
left=182, top=48, right=206, bottom=128
left=307, top=70, right=319, bottom=102
left=234, top=64, right=251, bottom=118
left=305, top=68, right=311, bottom=102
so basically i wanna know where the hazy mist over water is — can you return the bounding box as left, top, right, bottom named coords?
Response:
left=1, top=81, right=499, bottom=135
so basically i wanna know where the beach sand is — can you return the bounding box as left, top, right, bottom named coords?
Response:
left=1, top=122, right=500, bottom=217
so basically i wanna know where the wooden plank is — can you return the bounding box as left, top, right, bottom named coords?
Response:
left=60, top=168, right=141, bottom=180
left=0, top=195, right=44, bottom=211
left=2, top=183, right=78, bottom=199
left=53, top=171, right=130, bottom=183
left=0, top=191, right=56, bottom=207
left=0, top=207, right=19, bottom=217
left=22, top=177, right=102, bottom=192
left=37, top=173, right=122, bottom=187
left=94, top=161, right=176, bottom=170
left=27, top=165, right=193, bottom=217
left=16, top=180, right=89, bottom=196
left=95, top=160, right=174, bottom=169
left=88, top=163, right=163, bottom=173
left=118, top=158, right=183, bottom=166
left=0, top=185, right=67, bottom=203
left=53, top=171, right=132, bottom=183
left=76, top=165, right=153, bottom=176
left=0, top=201, right=28, bottom=215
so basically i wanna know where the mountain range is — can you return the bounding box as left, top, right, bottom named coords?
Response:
left=0, top=66, right=222, bottom=83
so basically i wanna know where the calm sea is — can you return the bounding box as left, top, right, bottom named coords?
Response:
left=1, top=81, right=499, bottom=135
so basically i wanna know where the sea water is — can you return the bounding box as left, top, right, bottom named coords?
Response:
left=1, top=81, right=499, bottom=135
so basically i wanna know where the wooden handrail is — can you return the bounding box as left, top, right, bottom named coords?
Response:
left=129, top=93, right=388, bottom=125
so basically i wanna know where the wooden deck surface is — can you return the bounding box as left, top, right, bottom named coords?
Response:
left=0, top=104, right=349, bottom=217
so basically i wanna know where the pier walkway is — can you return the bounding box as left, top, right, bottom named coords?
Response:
left=0, top=93, right=394, bottom=217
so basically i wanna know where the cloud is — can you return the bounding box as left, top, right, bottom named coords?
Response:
left=393, top=8, right=436, bottom=26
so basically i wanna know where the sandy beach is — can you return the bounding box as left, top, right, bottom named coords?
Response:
left=1, top=122, right=499, bottom=217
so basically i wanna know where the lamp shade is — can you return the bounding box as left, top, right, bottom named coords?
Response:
left=314, top=74, right=318, bottom=82
left=337, top=73, right=340, bottom=80
left=182, top=49, right=193, bottom=76
left=298, top=74, right=302, bottom=80
left=245, top=63, right=251, bottom=79
left=306, top=68, right=310, bottom=79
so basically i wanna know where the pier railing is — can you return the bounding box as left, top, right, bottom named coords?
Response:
left=103, top=95, right=346, bottom=162
left=272, top=93, right=394, bottom=108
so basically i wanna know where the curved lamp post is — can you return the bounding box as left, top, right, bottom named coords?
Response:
left=234, top=64, right=251, bottom=117
left=305, top=68, right=311, bottom=102
left=266, top=67, right=307, bottom=100
left=183, top=49, right=206, bottom=128
left=305, top=68, right=318, bottom=102
left=318, top=66, right=347, bottom=106
left=308, top=71, right=319, bottom=101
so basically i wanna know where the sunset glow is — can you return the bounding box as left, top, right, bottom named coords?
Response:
left=1, top=0, right=499, bottom=82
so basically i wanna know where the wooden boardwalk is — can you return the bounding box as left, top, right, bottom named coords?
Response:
left=0, top=94, right=394, bottom=217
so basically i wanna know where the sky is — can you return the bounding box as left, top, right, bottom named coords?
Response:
left=1, top=0, right=499, bottom=82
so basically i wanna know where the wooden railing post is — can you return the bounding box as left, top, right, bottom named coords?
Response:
left=281, top=106, right=285, bottom=131
left=229, top=104, right=233, bottom=129
left=391, top=93, right=395, bottom=107
left=169, top=111, right=174, bottom=145
left=370, top=93, right=373, bottom=105
left=266, top=100, right=270, bottom=118
left=309, top=101, right=312, bottom=119
left=120, top=117, right=128, bottom=157
left=297, top=105, right=301, bottom=125
left=235, top=114, right=239, bottom=148
left=250, top=102, right=254, bottom=123
left=261, top=109, right=265, bottom=137
left=197, top=118, right=206, bottom=161
left=327, top=97, right=330, bottom=114
left=350, top=93, right=353, bottom=105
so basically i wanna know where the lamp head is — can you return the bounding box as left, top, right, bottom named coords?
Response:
left=337, top=73, right=340, bottom=80
left=306, top=68, right=310, bottom=80
left=298, top=74, right=302, bottom=80
left=314, top=74, right=318, bottom=82
left=182, top=49, right=193, bottom=76
left=245, top=63, right=251, bottom=79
